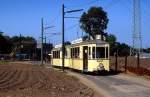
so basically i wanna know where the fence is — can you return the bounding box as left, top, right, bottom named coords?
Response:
left=110, top=55, right=150, bottom=76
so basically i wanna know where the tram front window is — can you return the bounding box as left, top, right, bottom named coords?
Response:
left=96, top=47, right=105, bottom=58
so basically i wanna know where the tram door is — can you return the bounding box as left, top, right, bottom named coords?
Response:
left=83, top=46, right=88, bottom=71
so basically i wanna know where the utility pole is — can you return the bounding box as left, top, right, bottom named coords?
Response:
left=61, top=4, right=83, bottom=71
left=133, top=0, right=142, bottom=55
left=40, top=18, right=54, bottom=65
left=41, top=18, right=44, bottom=65
left=19, top=34, right=22, bottom=60
left=45, top=36, right=46, bottom=43
left=62, top=4, right=65, bottom=71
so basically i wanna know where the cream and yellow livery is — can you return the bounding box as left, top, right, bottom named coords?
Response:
left=51, top=39, right=110, bottom=72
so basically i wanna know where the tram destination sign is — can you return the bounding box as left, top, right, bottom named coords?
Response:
left=55, top=44, right=62, bottom=48
left=71, top=38, right=83, bottom=44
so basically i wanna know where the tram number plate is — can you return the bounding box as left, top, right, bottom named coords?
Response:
left=97, top=59, right=103, bottom=62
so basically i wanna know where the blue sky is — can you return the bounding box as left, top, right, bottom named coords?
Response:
left=0, top=0, right=150, bottom=48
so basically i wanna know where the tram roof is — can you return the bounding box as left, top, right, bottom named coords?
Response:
left=52, top=39, right=109, bottom=50
left=71, top=39, right=109, bottom=46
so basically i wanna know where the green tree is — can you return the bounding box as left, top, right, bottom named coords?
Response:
left=106, top=34, right=117, bottom=56
left=80, top=7, right=109, bottom=39
left=0, top=32, right=13, bottom=54
left=10, top=36, right=36, bottom=45
left=106, top=34, right=130, bottom=56
left=106, top=34, right=116, bottom=44
left=117, top=43, right=130, bottom=56
left=10, top=36, right=37, bottom=59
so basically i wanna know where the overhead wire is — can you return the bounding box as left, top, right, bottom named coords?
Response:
left=50, top=9, right=61, bottom=24
left=48, top=23, right=79, bottom=36
left=75, top=23, right=81, bottom=39
left=66, top=0, right=99, bottom=8
left=65, top=0, right=121, bottom=41
left=51, top=0, right=139, bottom=44
left=64, top=23, right=79, bottom=33
left=49, top=0, right=97, bottom=45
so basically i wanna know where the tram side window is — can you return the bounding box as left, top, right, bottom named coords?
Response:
left=71, top=47, right=80, bottom=58
left=96, top=47, right=105, bottom=58
left=52, top=51, right=54, bottom=58
left=76, top=47, right=79, bottom=58
left=53, top=51, right=55, bottom=58
left=58, top=51, right=60, bottom=58
left=71, top=48, right=73, bottom=58
left=92, top=47, right=95, bottom=59
left=88, top=47, right=91, bottom=59
left=75, top=48, right=77, bottom=58
left=65, top=48, right=67, bottom=58
left=73, top=48, right=75, bottom=58
left=106, top=47, right=108, bottom=58
left=53, top=51, right=60, bottom=58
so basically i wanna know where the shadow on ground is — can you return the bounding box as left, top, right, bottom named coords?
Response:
left=53, top=67, right=123, bottom=76
left=82, top=69, right=122, bottom=76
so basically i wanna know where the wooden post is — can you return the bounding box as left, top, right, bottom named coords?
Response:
left=115, top=53, right=118, bottom=71
left=137, top=53, right=140, bottom=69
left=125, top=56, right=128, bottom=73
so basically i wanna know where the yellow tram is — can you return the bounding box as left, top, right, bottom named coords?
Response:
left=51, top=38, right=110, bottom=72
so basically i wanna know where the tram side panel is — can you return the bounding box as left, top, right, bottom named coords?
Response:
left=64, top=47, right=71, bottom=68
left=52, top=59, right=62, bottom=67
left=70, top=46, right=83, bottom=71
left=71, top=59, right=83, bottom=71
left=64, top=58, right=70, bottom=68
left=52, top=50, right=62, bottom=67
left=88, top=60, right=109, bottom=72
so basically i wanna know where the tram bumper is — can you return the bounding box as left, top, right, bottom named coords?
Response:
left=97, top=63, right=105, bottom=71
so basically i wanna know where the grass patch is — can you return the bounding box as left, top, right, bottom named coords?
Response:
left=0, top=60, right=9, bottom=65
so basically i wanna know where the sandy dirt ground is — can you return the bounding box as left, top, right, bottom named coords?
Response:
left=0, top=63, right=101, bottom=97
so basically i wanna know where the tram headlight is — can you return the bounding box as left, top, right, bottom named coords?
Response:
left=97, top=63, right=105, bottom=71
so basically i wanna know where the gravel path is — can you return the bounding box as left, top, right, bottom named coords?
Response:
left=68, top=71, right=150, bottom=97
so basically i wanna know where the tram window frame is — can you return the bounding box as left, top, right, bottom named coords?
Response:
left=72, top=48, right=73, bottom=58
left=92, top=47, right=95, bottom=59
left=52, top=50, right=60, bottom=59
left=96, top=47, right=105, bottom=58
left=76, top=47, right=79, bottom=58
left=106, top=47, right=108, bottom=58
left=78, top=47, right=80, bottom=58
left=71, top=48, right=73, bottom=58
left=53, top=51, right=55, bottom=58
left=65, top=48, right=67, bottom=58
left=71, top=47, right=80, bottom=58
left=52, top=51, right=54, bottom=58
left=88, top=47, right=91, bottom=59
left=73, top=48, right=75, bottom=58
left=56, top=51, right=58, bottom=58
left=75, top=48, right=77, bottom=58
left=58, top=51, right=60, bottom=58
left=54, top=51, right=56, bottom=58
